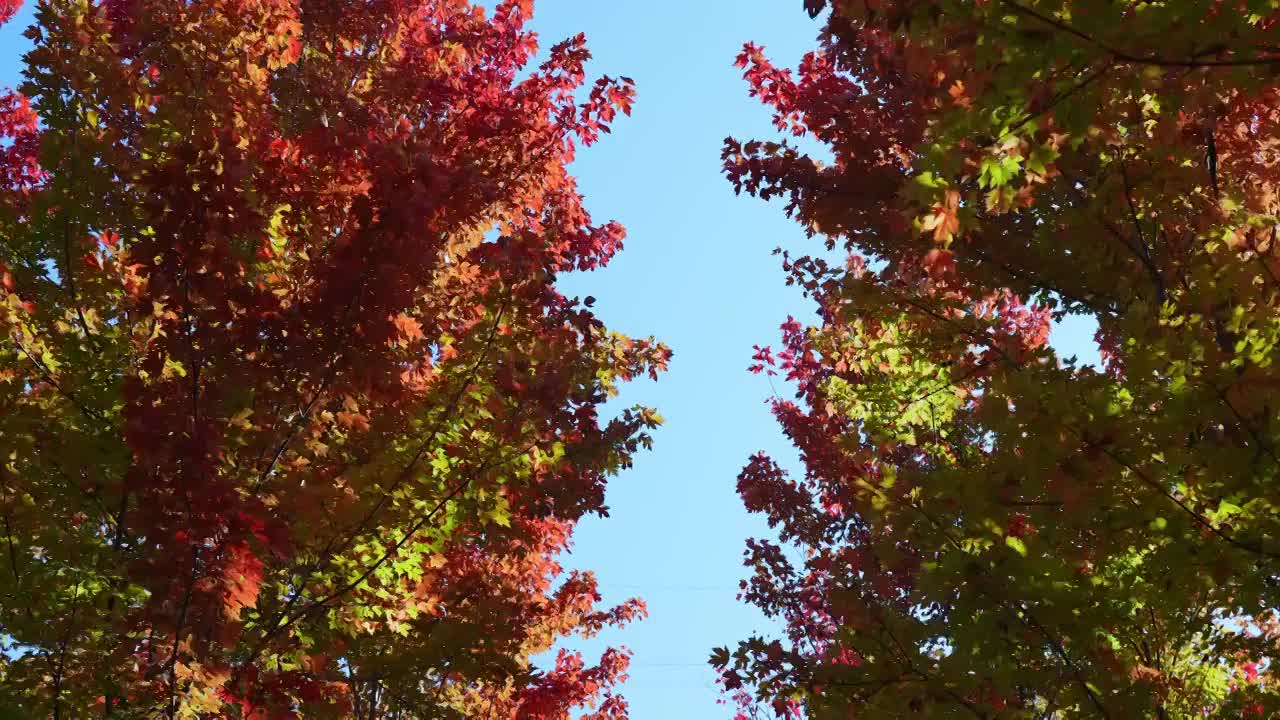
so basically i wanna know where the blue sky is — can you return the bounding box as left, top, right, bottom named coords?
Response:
left=0, top=2, right=1099, bottom=717
left=491, top=3, right=830, bottom=717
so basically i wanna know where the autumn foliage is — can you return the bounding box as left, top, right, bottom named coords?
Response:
left=720, top=0, right=1280, bottom=718
left=13, top=0, right=1280, bottom=716
left=0, top=0, right=667, bottom=717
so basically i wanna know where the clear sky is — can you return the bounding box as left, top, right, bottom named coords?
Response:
left=0, top=2, right=1099, bottom=717
left=481, top=3, right=833, bottom=717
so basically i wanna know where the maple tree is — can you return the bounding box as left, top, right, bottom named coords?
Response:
left=0, top=0, right=668, bottom=716
left=718, top=1, right=1280, bottom=718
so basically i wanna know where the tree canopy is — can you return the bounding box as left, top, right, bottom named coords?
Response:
left=0, top=0, right=667, bottom=716
left=717, top=0, right=1280, bottom=717
left=10, top=0, right=1280, bottom=717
